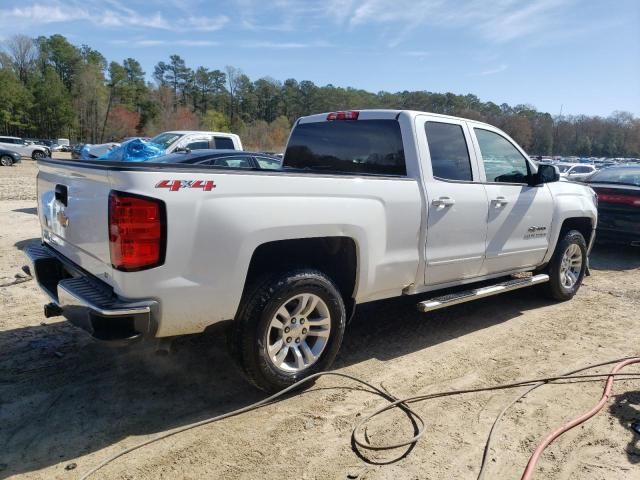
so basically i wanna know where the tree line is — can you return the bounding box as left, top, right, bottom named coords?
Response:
left=0, top=33, right=638, bottom=156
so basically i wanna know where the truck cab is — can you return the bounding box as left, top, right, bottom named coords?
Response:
left=149, top=131, right=243, bottom=154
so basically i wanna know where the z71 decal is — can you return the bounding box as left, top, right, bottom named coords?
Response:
left=155, top=180, right=216, bottom=192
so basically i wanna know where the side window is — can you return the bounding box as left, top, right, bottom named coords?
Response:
left=572, top=166, right=592, bottom=174
left=185, top=140, right=210, bottom=150
left=214, top=136, right=235, bottom=149
left=425, top=122, right=473, bottom=181
left=475, top=128, right=529, bottom=183
left=255, top=156, right=281, bottom=170
left=212, top=156, right=252, bottom=168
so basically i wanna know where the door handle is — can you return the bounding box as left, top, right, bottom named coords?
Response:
left=55, top=184, right=68, bottom=206
left=491, top=196, right=508, bottom=207
left=432, top=196, right=455, bottom=207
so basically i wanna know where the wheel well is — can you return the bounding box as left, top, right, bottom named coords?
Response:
left=560, top=217, right=593, bottom=245
left=244, top=237, right=358, bottom=306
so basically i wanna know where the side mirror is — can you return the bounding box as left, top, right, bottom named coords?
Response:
left=530, top=164, right=559, bottom=186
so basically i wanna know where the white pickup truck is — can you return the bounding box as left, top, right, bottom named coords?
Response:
left=24, top=110, right=598, bottom=391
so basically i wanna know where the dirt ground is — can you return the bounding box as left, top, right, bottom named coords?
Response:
left=1, top=159, right=639, bottom=480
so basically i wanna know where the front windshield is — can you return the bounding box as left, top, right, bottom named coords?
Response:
left=149, top=133, right=183, bottom=149
left=588, top=168, right=640, bottom=187
left=556, top=165, right=571, bottom=173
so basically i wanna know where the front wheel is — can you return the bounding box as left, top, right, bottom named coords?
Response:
left=229, top=269, right=346, bottom=393
left=32, top=150, right=45, bottom=160
left=0, top=155, right=13, bottom=166
left=543, top=229, right=587, bottom=301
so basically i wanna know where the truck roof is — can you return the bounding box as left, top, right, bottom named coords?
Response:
left=298, top=109, right=497, bottom=130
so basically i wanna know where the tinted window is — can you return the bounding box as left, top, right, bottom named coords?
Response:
left=211, top=156, right=252, bottom=168
left=214, top=136, right=235, bottom=149
left=284, top=120, right=406, bottom=176
left=475, top=129, right=529, bottom=183
left=186, top=140, right=210, bottom=150
left=571, top=166, right=593, bottom=174
left=255, top=156, right=282, bottom=170
left=425, top=122, right=472, bottom=181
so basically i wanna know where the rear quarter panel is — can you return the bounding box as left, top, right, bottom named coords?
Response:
left=107, top=169, right=422, bottom=337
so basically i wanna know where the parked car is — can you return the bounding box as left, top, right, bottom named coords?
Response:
left=0, top=136, right=50, bottom=159
left=25, top=109, right=597, bottom=392
left=149, top=150, right=283, bottom=169
left=586, top=166, right=640, bottom=246
left=0, top=148, right=21, bottom=166
left=555, top=163, right=597, bottom=182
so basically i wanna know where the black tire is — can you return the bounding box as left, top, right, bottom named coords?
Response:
left=229, top=269, right=346, bottom=393
left=32, top=150, right=45, bottom=160
left=0, top=155, right=13, bottom=166
left=543, top=229, right=587, bottom=301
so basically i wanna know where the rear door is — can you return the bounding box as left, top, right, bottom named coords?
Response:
left=416, top=115, right=489, bottom=285
left=470, top=126, right=553, bottom=274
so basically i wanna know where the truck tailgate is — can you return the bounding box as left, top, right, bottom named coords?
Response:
left=37, top=161, right=114, bottom=284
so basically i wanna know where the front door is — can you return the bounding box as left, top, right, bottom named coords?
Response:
left=417, top=116, right=489, bottom=285
left=471, top=127, right=554, bottom=274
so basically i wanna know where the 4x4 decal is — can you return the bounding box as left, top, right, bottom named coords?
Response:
left=155, top=180, right=216, bottom=192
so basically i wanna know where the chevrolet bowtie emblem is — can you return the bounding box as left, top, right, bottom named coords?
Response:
left=56, top=210, right=70, bottom=227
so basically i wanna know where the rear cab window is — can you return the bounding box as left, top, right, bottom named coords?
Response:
left=214, top=136, right=235, bottom=150
left=284, top=119, right=406, bottom=176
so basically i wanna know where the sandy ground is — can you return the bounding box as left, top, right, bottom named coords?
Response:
left=1, top=159, right=639, bottom=480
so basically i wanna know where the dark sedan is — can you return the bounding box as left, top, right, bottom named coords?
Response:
left=586, top=166, right=640, bottom=246
left=147, top=150, right=283, bottom=170
left=0, top=148, right=21, bottom=166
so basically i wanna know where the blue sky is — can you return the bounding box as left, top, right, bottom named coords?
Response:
left=0, top=0, right=638, bottom=116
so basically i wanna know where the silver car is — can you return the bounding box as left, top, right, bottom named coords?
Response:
left=0, top=136, right=50, bottom=160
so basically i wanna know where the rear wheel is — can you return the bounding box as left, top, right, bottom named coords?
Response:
left=0, top=155, right=13, bottom=166
left=229, top=269, right=346, bottom=393
left=543, top=229, right=587, bottom=301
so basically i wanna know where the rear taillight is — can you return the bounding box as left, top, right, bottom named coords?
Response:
left=109, top=191, right=166, bottom=271
left=327, top=110, right=359, bottom=121
left=596, top=191, right=640, bottom=206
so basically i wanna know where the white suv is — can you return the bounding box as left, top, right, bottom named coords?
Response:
left=0, top=136, right=50, bottom=160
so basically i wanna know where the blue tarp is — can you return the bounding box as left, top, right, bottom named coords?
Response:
left=97, top=138, right=165, bottom=162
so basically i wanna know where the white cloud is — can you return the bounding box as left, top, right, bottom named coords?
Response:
left=324, top=0, right=575, bottom=45
left=0, top=2, right=228, bottom=32
left=243, top=40, right=332, bottom=49
left=402, top=50, right=430, bottom=57
left=109, top=39, right=220, bottom=47
left=476, top=64, right=508, bottom=76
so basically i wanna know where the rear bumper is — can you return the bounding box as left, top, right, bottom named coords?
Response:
left=23, top=243, right=158, bottom=344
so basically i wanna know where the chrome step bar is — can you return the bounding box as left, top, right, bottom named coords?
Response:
left=417, top=274, right=549, bottom=313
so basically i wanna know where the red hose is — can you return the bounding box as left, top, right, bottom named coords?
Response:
left=521, top=357, right=640, bottom=480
